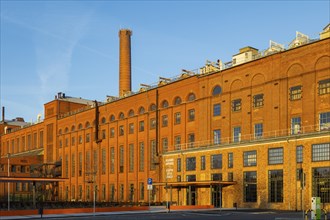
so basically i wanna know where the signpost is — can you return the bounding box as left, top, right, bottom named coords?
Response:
left=147, top=178, right=152, bottom=208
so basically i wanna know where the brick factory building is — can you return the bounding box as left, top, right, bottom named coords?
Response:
left=0, top=25, right=329, bottom=211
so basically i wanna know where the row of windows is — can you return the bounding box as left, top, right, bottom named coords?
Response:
left=61, top=166, right=330, bottom=203
left=174, top=143, right=329, bottom=173
left=61, top=77, right=330, bottom=133
left=1, top=131, right=44, bottom=155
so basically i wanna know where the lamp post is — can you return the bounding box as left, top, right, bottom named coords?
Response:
left=7, top=153, right=10, bottom=211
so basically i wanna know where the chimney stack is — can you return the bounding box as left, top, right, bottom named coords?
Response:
left=119, top=29, right=132, bottom=97
left=2, top=106, right=4, bottom=123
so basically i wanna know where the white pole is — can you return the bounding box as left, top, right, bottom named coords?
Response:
left=7, top=153, right=10, bottom=211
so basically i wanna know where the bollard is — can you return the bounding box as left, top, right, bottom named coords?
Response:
left=321, top=209, right=327, bottom=220
left=305, top=209, right=314, bottom=220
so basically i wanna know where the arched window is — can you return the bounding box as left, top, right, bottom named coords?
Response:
left=64, top=127, right=69, bottom=133
left=161, top=100, right=169, bottom=108
left=128, top=109, right=135, bottom=117
left=101, top=117, right=106, bottom=124
left=212, top=85, right=222, bottom=96
left=78, top=124, right=83, bottom=130
left=71, top=125, right=75, bottom=132
left=139, top=107, right=145, bottom=114
left=149, top=103, right=156, bottom=111
left=58, top=129, right=62, bottom=135
left=187, top=93, right=196, bottom=101
left=85, top=121, right=91, bottom=128
left=110, top=115, right=115, bottom=122
left=119, top=112, right=125, bottom=119
left=174, top=96, right=182, bottom=105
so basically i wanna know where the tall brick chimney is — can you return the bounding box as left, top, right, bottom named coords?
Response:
left=119, top=29, right=132, bottom=97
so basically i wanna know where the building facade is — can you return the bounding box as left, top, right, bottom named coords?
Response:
left=0, top=27, right=330, bottom=211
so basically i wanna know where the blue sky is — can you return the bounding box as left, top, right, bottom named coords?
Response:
left=1, top=0, right=329, bottom=122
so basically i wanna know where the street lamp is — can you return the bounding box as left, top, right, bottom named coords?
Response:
left=7, top=153, right=10, bottom=211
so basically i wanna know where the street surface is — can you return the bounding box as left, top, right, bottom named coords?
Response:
left=24, top=210, right=321, bottom=220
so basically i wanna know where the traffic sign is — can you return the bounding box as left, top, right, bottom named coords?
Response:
left=147, top=178, right=152, bottom=185
left=147, top=184, right=153, bottom=190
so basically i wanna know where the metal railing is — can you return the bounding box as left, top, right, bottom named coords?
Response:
left=164, top=124, right=330, bottom=153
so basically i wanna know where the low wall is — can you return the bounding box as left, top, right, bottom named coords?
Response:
left=0, top=206, right=149, bottom=216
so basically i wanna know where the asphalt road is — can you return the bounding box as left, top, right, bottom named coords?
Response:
left=33, top=210, right=315, bottom=220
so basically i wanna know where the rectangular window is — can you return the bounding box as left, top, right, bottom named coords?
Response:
left=244, top=150, right=257, bottom=167
left=71, top=185, right=75, bottom=201
left=39, top=131, right=43, bottom=148
left=296, top=145, right=303, bottom=163
left=297, top=168, right=303, bottom=181
left=312, top=143, right=330, bottom=161
left=101, top=129, right=106, bottom=139
left=211, top=173, right=222, bottom=181
left=175, top=135, right=181, bottom=150
left=139, top=182, right=144, bottom=200
left=268, top=148, right=283, bottom=165
left=201, top=156, right=206, bottom=170
left=213, top=103, right=221, bottom=116
left=254, top=123, right=263, bottom=139
left=71, top=137, right=75, bottom=146
left=119, top=125, right=124, bottom=136
left=102, top=184, right=106, bottom=201
left=139, top=142, right=144, bottom=172
left=320, top=112, right=330, bottom=131
left=102, top=148, right=106, bottom=174
left=228, top=152, right=233, bottom=168
left=86, top=133, right=90, bottom=143
left=129, top=144, right=134, bottom=172
left=268, top=170, right=283, bottom=203
left=78, top=152, right=82, bottom=176
left=162, top=137, right=168, bottom=153
left=232, top=99, right=242, bottom=112
left=244, top=171, right=257, bottom=202
left=65, top=138, right=69, bottom=147
left=186, top=174, right=196, bottom=182
left=110, top=128, right=115, bottom=138
left=188, top=109, right=195, bottom=121
left=86, top=151, right=91, bottom=173
left=150, top=140, right=157, bottom=170
left=318, top=78, right=330, bottom=95
left=33, top=132, right=37, bottom=149
left=177, top=158, right=181, bottom=172
left=174, top=112, right=181, bottom=124
left=290, top=85, right=302, bottom=100
left=228, top=172, right=234, bottom=181
left=162, top=115, right=168, bottom=127
left=93, top=150, right=98, bottom=172
left=79, top=135, right=83, bottom=144
left=129, top=184, right=134, bottom=201
left=188, top=133, right=195, bottom=148
left=233, top=126, right=241, bottom=143
left=253, top=94, right=264, bottom=108
left=139, top=121, right=144, bottom=132
left=129, top=123, right=134, bottom=134
left=312, top=167, right=330, bottom=203
left=110, top=147, right=115, bottom=174
left=86, top=185, right=90, bottom=201
left=71, top=153, right=75, bottom=177
left=211, top=154, right=222, bottom=169
left=65, top=154, right=69, bottom=178
left=110, top=184, right=115, bottom=201
left=119, top=184, right=124, bottom=201
left=291, top=117, right=301, bottom=134
left=213, top=129, right=221, bottom=145
left=150, top=118, right=156, bottom=129
left=119, top=145, right=124, bottom=173
left=186, top=157, right=196, bottom=171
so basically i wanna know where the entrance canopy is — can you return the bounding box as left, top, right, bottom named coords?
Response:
left=153, top=180, right=236, bottom=188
